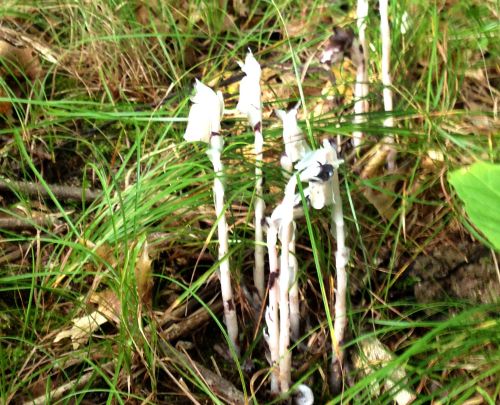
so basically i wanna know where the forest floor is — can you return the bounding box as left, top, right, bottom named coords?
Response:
left=1, top=1, right=499, bottom=404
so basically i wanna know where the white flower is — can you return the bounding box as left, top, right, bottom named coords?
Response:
left=184, top=79, right=224, bottom=143
left=293, top=384, right=314, bottom=405
left=306, top=179, right=334, bottom=210
left=276, top=104, right=311, bottom=163
left=295, top=139, right=342, bottom=210
left=236, top=49, right=262, bottom=128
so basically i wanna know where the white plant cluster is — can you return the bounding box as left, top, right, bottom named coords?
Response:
left=320, top=0, right=397, bottom=170
left=183, top=52, right=350, bottom=402
left=265, top=106, right=345, bottom=395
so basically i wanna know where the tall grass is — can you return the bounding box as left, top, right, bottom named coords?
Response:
left=0, top=0, right=498, bottom=403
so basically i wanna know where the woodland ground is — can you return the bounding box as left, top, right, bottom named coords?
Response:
left=0, top=1, right=499, bottom=404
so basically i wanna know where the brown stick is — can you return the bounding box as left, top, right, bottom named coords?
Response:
left=161, top=300, right=223, bottom=341
left=23, top=298, right=224, bottom=404
left=155, top=283, right=217, bottom=328
left=0, top=242, right=32, bottom=265
left=23, top=363, right=106, bottom=405
left=0, top=216, right=61, bottom=230
left=159, top=340, right=246, bottom=405
left=0, top=179, right=100, bottom=202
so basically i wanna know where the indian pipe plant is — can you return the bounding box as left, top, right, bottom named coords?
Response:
left=236, top=50, right=266, bottom=300
left=182, top=51, right=350, bottom=401
left=183, top=79, right=240, bottom=357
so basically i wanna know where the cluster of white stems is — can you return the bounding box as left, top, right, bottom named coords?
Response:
left=267, top=105, right=345, bottom=395
left=319, top=0, right=395, bottom=171
left=183, top=51, right=347, bottom=402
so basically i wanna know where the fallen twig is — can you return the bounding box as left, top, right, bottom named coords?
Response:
left=0, top=242, right=32, bottom=266
left=0, top=25, right=59, bottom=64
left=0, top=179, right=101, bottom=202
left=23, top=362, right=109, bottom=405
left=161, top=300, right=223, bottom=341
left=0, top=215, right=61, bottom=230
left=159, top=340, right=246, bottom=405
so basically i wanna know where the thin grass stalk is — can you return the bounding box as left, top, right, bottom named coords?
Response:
left=209, top=135, right=240, bottom=357
left=379, top=0, right=396, bottom=169
left=354, top=0, right=369, bottom=148
left=265, top=218, right=280, bottom=395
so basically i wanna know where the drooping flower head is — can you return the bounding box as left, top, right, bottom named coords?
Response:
left=184, top=79, right=224, bottom=143
left=295, top=139, right=342, bottom=210
left=276, top=103, right=311, bottom=163
left=236, top=49, right=262, bottom=128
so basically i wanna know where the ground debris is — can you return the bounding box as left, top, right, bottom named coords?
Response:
left=411, top=241, right=500, bottom=305
left=352, top=337, right=416, bottom=405
left=53, top=311, right=108, bottom=350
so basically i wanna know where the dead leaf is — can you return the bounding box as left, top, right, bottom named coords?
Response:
left=362, top=185, right=397, bottom=220
left=54, top=311, right=108, bottom=350
left=285, top=7, right=321, bottom=37
left=0, top=87, right=12, bottom=116
left=356, top=142, right=399, bottom=220
left=89, top=289, right=121, bottom=324
left=134, top=1, right=169, bottom=33
left=261, top=68, right=296, bottom=104
left=352, top=337, right=416, bottom=405
left=80, top=239, right=118, bottom=268
left=135, top=4, right=151, bottom=26
left=0, top=38, right=42, bottom=116
left=232, top=0, right=249, bottom=17
left=0, top=25, right=58, bottom=64
left=135, top=241, right=153, bottom=311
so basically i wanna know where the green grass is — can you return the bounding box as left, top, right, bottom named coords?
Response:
left=1, top=0, right=499, bottom=403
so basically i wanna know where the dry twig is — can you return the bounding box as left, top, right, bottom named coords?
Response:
left=0, top=179, right=100, bottom=202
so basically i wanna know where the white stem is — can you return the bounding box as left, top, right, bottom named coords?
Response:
left=279, top=220, right=292, bottom=393
left=209, top=135, right=239, bottom=357
left=330, top=149, right=348, bottom=367
left=254, top=127, right=266, bottom=299
left=379, top=0, right=396, bottom=170
left=354, top=0, right=369, bottom=148
left=278, top=175, right=297, bottom=393
left=265, top=218, right=280, bottom=395
left=289, top=223, right=300, bottom=341
left=380, top=0, right=393, bottom=124
left=280, top=154, right=293, bottom=181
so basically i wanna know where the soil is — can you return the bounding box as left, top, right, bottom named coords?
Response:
left=410, top=241, right=500, bottom=305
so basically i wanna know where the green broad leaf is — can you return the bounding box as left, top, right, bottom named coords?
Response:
left=448, top=162, right=500, bottom=250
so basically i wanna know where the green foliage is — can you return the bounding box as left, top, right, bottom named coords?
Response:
left=1, top=0, right=499, bottom=403
left=449, top=162, right=500, bottom=250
